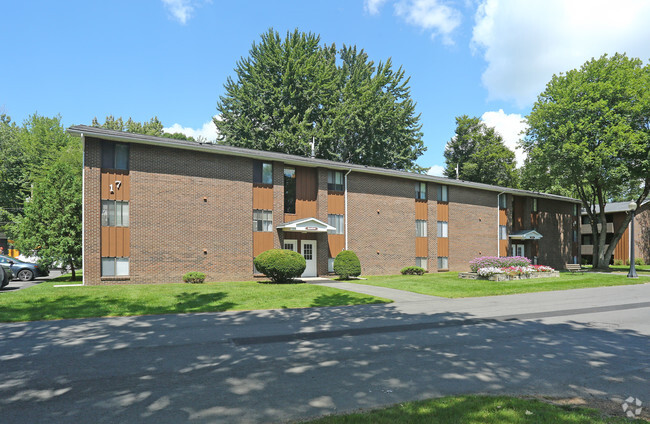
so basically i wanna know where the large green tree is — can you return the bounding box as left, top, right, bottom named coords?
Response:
left=0, top=115, right=27, bottom=224
left=215, top=29, right=425, bottom=172
left=523, top=53, right=650, bottom=269
left=443, top=115, right=518, bottom=187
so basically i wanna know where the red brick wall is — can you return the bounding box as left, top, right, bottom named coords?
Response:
left=83, top=138, right=102, bottom=284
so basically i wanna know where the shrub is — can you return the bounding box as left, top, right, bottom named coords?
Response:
left=614, top=259, right=624, bottom=266
left=635, top=258, right=646, bottom=266
left=469, top=256, right=531, bottom=272
left=254, top=249, right=306, bottom=283
left=477, top=267, right=504, bottom=277
left=400, top=266, right=425, bottom=275
left=182, top=271, right=206, bottom=284
left=334, top=250, right=361, bottom=279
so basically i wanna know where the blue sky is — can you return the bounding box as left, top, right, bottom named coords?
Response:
left=2, top=1, right=650, bottom=174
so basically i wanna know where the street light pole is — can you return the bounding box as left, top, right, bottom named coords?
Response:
left=628, top=201, right=638, bottom=279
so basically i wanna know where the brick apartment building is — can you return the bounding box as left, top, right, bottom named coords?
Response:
left=69, top=125, right=581, bottom=285
left=580, top=200, right=650, bottom=265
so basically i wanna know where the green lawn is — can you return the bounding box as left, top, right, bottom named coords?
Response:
left=302, top=395, right=632, bottom=423
left=0, top=276, right=389, bottom=323
left=603, top=265, right=650, bottom=273
left=357, top=271, right=650, bottom=298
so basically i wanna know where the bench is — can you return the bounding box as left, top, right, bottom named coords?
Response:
left=565, top=264, right=585, bottom=273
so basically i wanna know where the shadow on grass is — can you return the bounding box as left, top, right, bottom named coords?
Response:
left=309, top=292, right=387, bottom=308
left=257, top=279, right=306, bottom=285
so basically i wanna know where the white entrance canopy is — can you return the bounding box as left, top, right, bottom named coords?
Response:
left=509, top=229, right=543, bottom=240
left=277, top=217, right=335, bottom=233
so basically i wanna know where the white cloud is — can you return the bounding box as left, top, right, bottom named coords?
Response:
left=472, top=0, right=650, bottom=107
left=163, top=119, right=218, bottom=142
left=395, top=0, right=462, bottom=45
left=365, top=0, right=389, bottom=15
left=480, top=109, right=528, bottom=167
left=161, top=0, right=195, bottom=24
left=427, top=164, right=446, bottom=176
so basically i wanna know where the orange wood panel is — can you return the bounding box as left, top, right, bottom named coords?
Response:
left=437, top=237, right=449, bottom=257
left=253, top=232, right=274, bottom=257
left=415, top=237, right=428, bottom=257
left=437, top=202, right=449, bottom=221
left=295, top=199, right=317, bottom=219
left=415, top=200, right=428, bottom=220
left=101, top=227, right=130, bottom=257
left=253, top=185, right=273, bottom=210
left=614, top=226, right=629, bottom=262
left=101, top=171, right=130, bottom=201
left=328, top=234, right=345, bottom=258
left=499, top=209, right=508, bottom=225
left=499, top=240, right=508, bottom=257
left=293, top=167, right=318, bottom=219
left=328, top=192, right=344, bottom=214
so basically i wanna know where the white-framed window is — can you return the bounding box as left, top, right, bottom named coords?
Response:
left=328, top=257, right=335, bottom=273
left=415, top=182, right=427, bottom=200
left=328, top=170, right=344, bottom=191
left=499, top=194, right=507, bottom=209
left=253, top=161, right=273, bottom=184
left=437, top=256, right=448, bottom=270
left=437, top=221, right=448, bottom=238
left=253, top=209, right=272, bottom=232
left=101, top=200, right=129, bottom=227
left=499, top=225, right=507, bottom=240
left=416, top=257, right=427, bottom=270
left=416, top=220, right=427, bottom=237
left=102, top=257, right=129, bottom=276
left=437, top=185, right=448, bottom=202
left=328, top=214, right=344, bottom=234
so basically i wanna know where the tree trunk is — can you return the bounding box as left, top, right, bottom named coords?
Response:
left=69, top=261, right=76, bottom=281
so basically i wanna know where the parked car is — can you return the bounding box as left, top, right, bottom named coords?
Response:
left=0, top=255, right=48, bottom=281
left=0, top=263, right=12, bottom=289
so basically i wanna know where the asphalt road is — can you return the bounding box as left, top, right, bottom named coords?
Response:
left=1, top=282, right=649, bottom=423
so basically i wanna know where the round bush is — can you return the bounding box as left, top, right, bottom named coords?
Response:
left=400, top=266, right=425, bottom=275
left=254, top=249, right=306, bottom=283
left=334, top=250, right=361, bottom=279
left=183, top=271, right=206, bottom=284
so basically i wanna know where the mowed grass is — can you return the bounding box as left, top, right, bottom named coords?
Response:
left=0, top=275, right=389, bottom=323
left=358, top=271, right=650, bottom=298
left=302, top=395, right=632, bottom=424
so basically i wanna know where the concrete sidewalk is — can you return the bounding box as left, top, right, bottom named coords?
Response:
left=307, top=278, right=450, bottom=303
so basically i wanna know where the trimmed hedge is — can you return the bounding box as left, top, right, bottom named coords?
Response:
left=400, top=266, right=425, bottom=275
left=254, top=249, right=306, bottom=283
left=334, top=250, right=361, bottom=279
left=469, top=256, right=531, bottom=272
left=183, top=272, right=206, bottom=284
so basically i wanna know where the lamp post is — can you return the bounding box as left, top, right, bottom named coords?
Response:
left=628, top=201, right=638, bottom=279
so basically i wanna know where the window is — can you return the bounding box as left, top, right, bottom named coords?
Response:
left=101, top=200, right=129, bottom=227
left=416, top=220, right=427, bottom=237
left=328, top=214, right=344, bottom=234
left=581, top=215, right=590, bottom=225
left=437, top=256, right=448, bottom=270
left=499, top=194, right=507, bottom=209
left=582, top=234, right=592, bottom=245
left=573, top=256, right=578, bottom=265
left=416, top=257, right=427, bottom=270
left=253, top=209, right=272, bottom=232
left=101, top=141, right=129, bottom=170
left=573, top=204, right=578, bottom=216
left=284, top=167, right=296, bottom=214
left=102, top=257, right=129, bottom=276
left=253, top=161, right=273, bottom=184
left=437, top=221, right=448, bottom=238
left=328, top=171, right=344, bottom=191
left=499, top=225, right=507, bottom=240
left=437, top=185, right=448, bottom=202
left=573, top=230, right=578, bottom=242
left=532, top=198, right=538, bottom=212
left=415, top=182, right=427, bottom=200
left=328, top=258, right=335, bottom=273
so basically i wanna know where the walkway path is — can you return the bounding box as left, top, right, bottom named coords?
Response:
left=306, top=277, right=448, bottom=303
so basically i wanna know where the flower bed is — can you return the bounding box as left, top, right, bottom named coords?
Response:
left=460, top=258, right=559, bottom=281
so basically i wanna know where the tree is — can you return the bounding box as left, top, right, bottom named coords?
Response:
left=92, top=115, right=165, bottom=136
left=0, top=115, right=28, bottom=224
left=10, top=142, right=82, bottom=278
left=215, top=28, right=425, bottom=172
left=523, top=53, right=650, bottom=269
left=443, top=115, right=518, bottom=187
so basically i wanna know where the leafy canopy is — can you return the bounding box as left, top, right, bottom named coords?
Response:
left=443, top=115, right=518, bottom=187
left=216, top=28, right=425, bottom=172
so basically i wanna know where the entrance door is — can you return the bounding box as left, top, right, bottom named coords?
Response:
left=301, top=240, right=317, bottom=277
left=511, top=244, right=524, bottom=257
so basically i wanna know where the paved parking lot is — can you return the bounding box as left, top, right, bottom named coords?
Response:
left=0, top=269, right=64, bottom=292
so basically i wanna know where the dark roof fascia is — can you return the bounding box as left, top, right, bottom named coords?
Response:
left=68, top=125, right=581, bottom=204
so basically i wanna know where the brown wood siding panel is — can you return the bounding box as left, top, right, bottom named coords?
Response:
left=415, top=237, right=428, bottom=257
left=614, top=226, right=629, bottom=261
left=499, top=239, right=508, bottom=257
left=415, top=200, right=428, bottom=220
left=252, top=185, right=273, bottom=210
left=294, top=167, right=318, bottom=219
left=438, top=237, right=449, bottom=256
left=328, top=192, right=344, bottom=214
left=438, top=202, right=449, bottom=221
left=101, top=171, right=130, bottom=201
left=101, top=227, right=130, bottom=257
left=499, top=209, right=508, bottom=225
left=530, top=213, right=538, bottom=228
left=513, top=197, right=525, bottom=230
left=253, top=232, right=274, bottom=257
left=328, top=234, right=345, bottom=258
